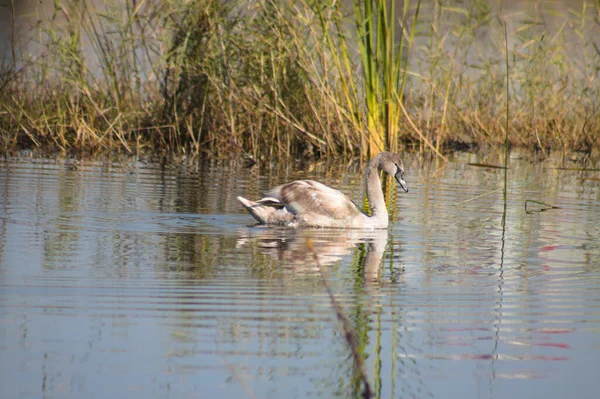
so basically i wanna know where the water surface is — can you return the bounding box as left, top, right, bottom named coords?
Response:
left=1, top=154, right=599, bottom=398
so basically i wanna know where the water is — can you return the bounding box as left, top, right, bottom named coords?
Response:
left=1, top=153, right=599, bottom=398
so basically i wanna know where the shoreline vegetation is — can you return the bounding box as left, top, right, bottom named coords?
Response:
left=1, top=0, right=599, bottom=163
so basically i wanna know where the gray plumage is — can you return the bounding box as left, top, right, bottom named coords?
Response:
left=237, top=152, right=408, bottom=228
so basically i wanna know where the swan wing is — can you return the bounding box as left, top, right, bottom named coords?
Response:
left=267, top=180, right=363, bottom=220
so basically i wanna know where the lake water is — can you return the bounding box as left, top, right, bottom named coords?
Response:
left=1, top=153, right=599, bottom=398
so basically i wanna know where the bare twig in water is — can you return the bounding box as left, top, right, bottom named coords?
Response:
left=553, top=167, right=600, bottom=172
left=525, top=200, right=561, bottom=214
left=502, top=21, right=510, bottom=211
left=453, top=188, right=503, bottom=207
left=467, top=163, right=507, bottom=169
left=306, top=238, right=372, bottom=399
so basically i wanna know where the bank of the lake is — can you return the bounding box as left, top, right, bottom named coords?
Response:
left=1, top=0, right=599, bottom=161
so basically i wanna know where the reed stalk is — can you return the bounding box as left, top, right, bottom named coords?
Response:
left=353, top=0, right=420, bottom=157
left=500, top=21, right=509, bottom=269
left=503, top=22, right=509, bottom=194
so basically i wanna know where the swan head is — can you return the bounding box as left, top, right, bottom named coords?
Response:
left=394, top=168, right=408, bottom=193
left=380, top=152, right=409, bottom=193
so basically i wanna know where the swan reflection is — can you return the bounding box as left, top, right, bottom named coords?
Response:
left=237, top=227, right=389, bottom=281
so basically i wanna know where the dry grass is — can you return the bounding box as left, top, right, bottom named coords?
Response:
left=1, top=0, right=599, bottom=162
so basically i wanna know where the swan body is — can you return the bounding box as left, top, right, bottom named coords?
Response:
left=237, top=152, right=408, bottom=228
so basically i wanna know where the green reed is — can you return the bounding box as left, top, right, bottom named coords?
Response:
left=353, top=0, right=420, bottom=156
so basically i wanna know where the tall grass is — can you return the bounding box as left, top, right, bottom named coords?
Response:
left=1, top=0, right=599, bottom=161
left=353, top=0, right=420, bottom=156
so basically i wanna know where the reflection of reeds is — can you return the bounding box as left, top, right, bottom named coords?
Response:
left=1, top=0, right=599, bottom=160
left=306, top=238, right=373, bottom=398
left=215, top=339, right=257, bottom=399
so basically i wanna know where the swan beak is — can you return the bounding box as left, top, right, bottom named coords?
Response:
left=395, top=171, right=409, bottom=193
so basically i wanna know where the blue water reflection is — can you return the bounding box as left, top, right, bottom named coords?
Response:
left=1, top=154, right=599, bottom=398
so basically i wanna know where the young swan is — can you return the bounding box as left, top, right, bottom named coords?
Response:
left=237, top=152, right=408, bottom=228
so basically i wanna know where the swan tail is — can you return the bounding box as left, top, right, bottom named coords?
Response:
left=237, top=196, right=293, bottom=225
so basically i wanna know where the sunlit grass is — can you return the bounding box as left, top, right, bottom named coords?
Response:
left=353, top=0, right=420, bottom=156
left=1, top=0, right=599, bottom=161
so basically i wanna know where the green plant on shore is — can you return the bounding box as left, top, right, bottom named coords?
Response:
left=310, top=0, right=421, bottom=157
left=353, top=0, right=420, bottom=157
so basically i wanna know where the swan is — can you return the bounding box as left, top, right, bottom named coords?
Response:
left=237, top=152, right=408, bottom=228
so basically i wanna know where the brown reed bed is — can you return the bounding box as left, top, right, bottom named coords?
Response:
left=1, top=0, right=599, bottom=162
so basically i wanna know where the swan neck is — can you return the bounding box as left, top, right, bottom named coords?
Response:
left=365, top=157, right=387, bottom=219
